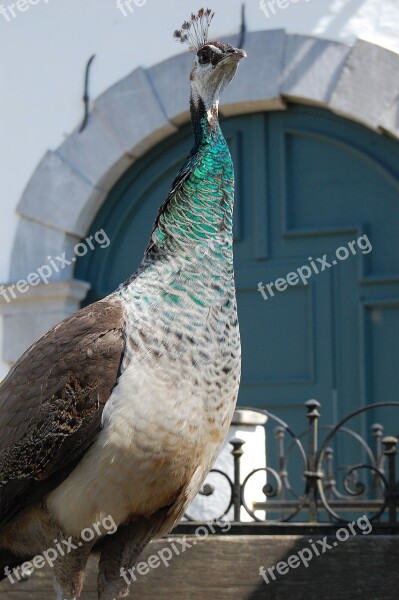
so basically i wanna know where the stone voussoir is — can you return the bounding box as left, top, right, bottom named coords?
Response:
left=379, top=93, right=399, bottom=140
left=328, top=39, right=399, bottom=130
left=148, top=51, right=193, bottom=126
left=16, top=150, right=104, bottom=238
left=94, top=66, right=177, bottom=158
left=222, top=30, right=287, bottom=115
left=280, top=34, right=351, bottom=105
left=9, top=217, right=80, bottom=283
left=57, top=107, right=135, bottom=191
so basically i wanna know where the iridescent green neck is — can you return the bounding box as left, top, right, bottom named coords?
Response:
left=149, top=99, right=234, bottom=258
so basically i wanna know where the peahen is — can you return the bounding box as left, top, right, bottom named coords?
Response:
left=0, top=8, right=245, bottom=600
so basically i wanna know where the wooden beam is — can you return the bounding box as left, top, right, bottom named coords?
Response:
left=0, top=535, right=397, bottom=599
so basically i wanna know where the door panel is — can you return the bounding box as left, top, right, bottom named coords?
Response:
left=76, top=106, right=399, bottom=438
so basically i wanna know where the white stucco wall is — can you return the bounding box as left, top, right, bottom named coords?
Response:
left=1, top=0, right=399, bottom=376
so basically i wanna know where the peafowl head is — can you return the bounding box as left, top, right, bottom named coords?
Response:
left=174, top=8, right=246, bottom=118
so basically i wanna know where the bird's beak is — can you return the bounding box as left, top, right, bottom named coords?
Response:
left=221, top=47, right=247, bottom=63
left=234, top=48, right=247, bottom=59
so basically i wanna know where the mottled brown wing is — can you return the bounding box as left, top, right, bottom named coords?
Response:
left=0, top=297, right=126, bottom=528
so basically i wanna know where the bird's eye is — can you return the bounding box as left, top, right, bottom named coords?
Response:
left=198, top=48, right=212, bottom=65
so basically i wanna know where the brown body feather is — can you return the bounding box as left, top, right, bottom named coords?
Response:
left=0, top=298, right=125, bottom=530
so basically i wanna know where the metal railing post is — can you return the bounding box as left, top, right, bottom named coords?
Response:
left=382, top=436, right=398, bottom=524
left=304, top=399, right=322, bottom=522
left=230, top=437, right=245, bottom=522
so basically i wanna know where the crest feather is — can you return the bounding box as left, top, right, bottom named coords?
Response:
left=173, top=8, right=215, bottom=52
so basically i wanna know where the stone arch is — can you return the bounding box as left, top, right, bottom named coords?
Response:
left=3, top=30, right=399, bottom=364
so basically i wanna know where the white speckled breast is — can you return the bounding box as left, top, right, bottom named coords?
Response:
left=47, top=249, right=241, bottom=536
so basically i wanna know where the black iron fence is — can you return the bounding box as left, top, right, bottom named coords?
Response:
left=177, top=401, right=399, bottom=535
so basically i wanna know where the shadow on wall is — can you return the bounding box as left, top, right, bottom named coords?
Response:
left=310, top=0, right=367, bottom=38
left=277, top=0, right=367, bottom=102
left=257, top=0, right=367, bottom=39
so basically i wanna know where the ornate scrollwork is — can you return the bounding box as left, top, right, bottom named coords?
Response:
left=184, top=401, right=399, bottom=527
left=184, top=468, right=234, bottom=522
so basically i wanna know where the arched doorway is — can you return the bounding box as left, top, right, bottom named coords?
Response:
left=76, top=105, right=399, bottom=433
left=7, top=31, right=399, bottom=380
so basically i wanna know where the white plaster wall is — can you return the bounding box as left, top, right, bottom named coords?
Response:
left=1, top=0, right=399, bottom=376
left=187, top=415, right=267, bottom=522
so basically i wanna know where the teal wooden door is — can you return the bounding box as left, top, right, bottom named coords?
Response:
left=76, top=106, right=399, bottom=433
